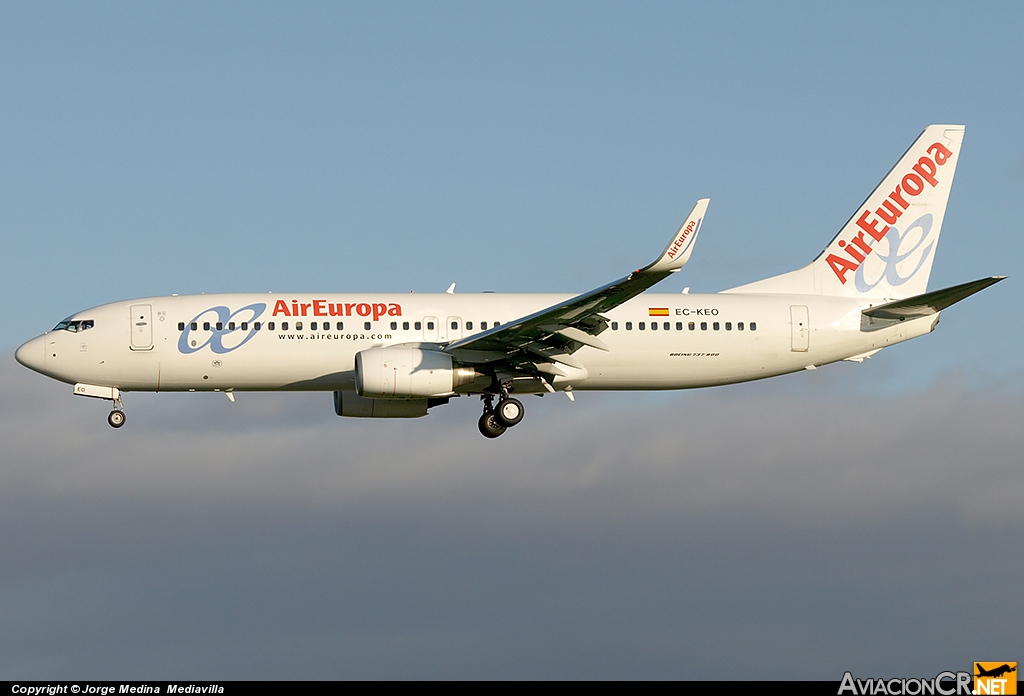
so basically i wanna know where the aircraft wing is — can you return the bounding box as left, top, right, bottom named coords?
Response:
left=444, top=199, right=708, bottom=370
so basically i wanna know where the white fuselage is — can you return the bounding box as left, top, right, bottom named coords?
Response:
left=17, top=291, right=936, bottom=394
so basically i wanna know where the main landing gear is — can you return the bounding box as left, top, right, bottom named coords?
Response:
left=477, top=393, right=525, bottom=438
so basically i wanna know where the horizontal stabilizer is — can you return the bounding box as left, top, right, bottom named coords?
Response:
left=862, top=276, right=1005, bottom=320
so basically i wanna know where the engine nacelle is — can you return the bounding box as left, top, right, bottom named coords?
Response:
left=356, top=345, right=456, bottom=398
left=333, top=390, right=429, bottom=418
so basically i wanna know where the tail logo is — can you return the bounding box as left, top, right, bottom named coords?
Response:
left=826, top=141, right=953, bottom=285
left=854, top=214, right=936, bottom=292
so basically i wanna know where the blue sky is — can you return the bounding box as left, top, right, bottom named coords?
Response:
left=1, top=1, right=1022, bottom=678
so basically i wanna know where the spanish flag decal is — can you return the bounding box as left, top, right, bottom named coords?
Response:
left=649, top=308, right=670, bottom=317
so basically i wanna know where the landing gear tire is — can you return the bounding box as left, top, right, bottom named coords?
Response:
left=496, top=397, right=524, bottom=427
left=107, top=410, right=126, bottom=428
left=478, top=412, right=507, bottom=438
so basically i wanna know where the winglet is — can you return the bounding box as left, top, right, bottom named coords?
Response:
left=644, top=198, right=709, bottom=273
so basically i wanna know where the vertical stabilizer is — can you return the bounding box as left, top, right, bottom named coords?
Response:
left=725, top=125, right=965, bottom=299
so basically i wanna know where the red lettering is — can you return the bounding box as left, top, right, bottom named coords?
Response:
left=388, top=303, right=402, bottom=317
left=902, top=172, right=924, bottom=196
left=826, top=254, right=859, bottom=284
left=291, top=301, right=299, bottom=316
left=838, top=239, right=865, bottom=263
left=912, top=156, right=938, bottom=186
left=372, top=303, right=387, bottom=320
left=301, top=303, right=311, bottom=316
left=856, top=210, right=889, bottom=242
left=927, top=141, right=951, bottom=165
left=273, top=299, right=291, bottom=316
left=889, top=185, right=909, bottom=210
left=329, top=303, right=344, bottom=317
left=849, top=231, right=873, bottom=256
left=313, top=300, right=327, bottom=316
left=876, top=199, right=903, bottom=225
left=356, top=303, right=370, bottom=317
left=345, top=303, right=357, bottom=315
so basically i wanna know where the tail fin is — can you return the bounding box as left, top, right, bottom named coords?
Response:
left=725, top=125, right=965, bottom=299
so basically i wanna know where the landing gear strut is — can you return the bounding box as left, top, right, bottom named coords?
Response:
left=477, top=392, right=525, bottom=438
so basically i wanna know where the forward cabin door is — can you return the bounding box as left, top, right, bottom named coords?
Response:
left=130, top=304, right=154, bottom=351
left=790, top=305, right=809, bottom=352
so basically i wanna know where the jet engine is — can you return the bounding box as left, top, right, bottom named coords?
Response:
left=355, top=345, right=485, bottom=399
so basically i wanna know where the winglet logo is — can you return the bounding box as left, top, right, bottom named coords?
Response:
left=975, top=662, right=1017, bottom=695
left=666, top=216, right=702, bottom=260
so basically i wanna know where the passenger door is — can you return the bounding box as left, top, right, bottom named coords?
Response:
left=790, top=305, right=809, bottom=352
left=130, top=304, right=154, bottom=351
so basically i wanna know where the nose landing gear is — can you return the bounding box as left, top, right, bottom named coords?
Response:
left=107, top=395, right=126, bottom=428
left=477, top=393, right=525, bottom=438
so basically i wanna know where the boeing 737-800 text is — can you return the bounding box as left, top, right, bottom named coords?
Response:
left=15, top=125, right=1003, bottom=437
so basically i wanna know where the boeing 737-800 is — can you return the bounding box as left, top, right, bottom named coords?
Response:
left=15, top=125, right=1003, bottom=437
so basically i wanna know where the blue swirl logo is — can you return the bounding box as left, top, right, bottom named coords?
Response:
left=178, top=303, right=267, bottom=354
left=854, top=214, right=936, bottom=293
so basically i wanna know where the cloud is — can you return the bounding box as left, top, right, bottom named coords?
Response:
left=1, top=358, right=1021, bottom=678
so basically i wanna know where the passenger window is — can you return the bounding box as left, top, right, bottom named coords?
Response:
left=481, top=322, right=488, bottom=330
left=688, top=322, right=695, bottom=330
left=738, top=322, right=744, bottom=331
left=639, top=322, right=646, bottom=330
left=651, top=322, right=658, bottom=331
left=611, top=322, right=618, bottom=330
left=254, top=322, right=261, bottom=330
left=725, top=322, right=732, bottom=331
left=390, top=322, right=397, bottom=330
left=701, top=322, right=707, bottom=331
left=403, top=322, right=409, bottom=330
left=750, top=322, right=757, bottom=331
left=364, top=322, right=371, bottom=330
left=466, top=321, right=473, bottom=330
left=228, top=322, right=236, bottom=331
left=295, top=322, right=303, bottom=330
left=178, top=322, right=185, bottom=331
left=191, top=322, right=198, bottom=331
left=427, top=321, right=434, bottom=330
left=663, top=322, right=670, bottom=330
left=282, top=322, right=289, bottom=330
left=216, top=322, right=223, bottom=331
left=713, top=322, right=720, bottom=331
left=415, top=322, right=422, bottom=330
left=204, top=322, right=211, bottom=331
left=269, top=322, right=276, bottom=330
left=494, top=321, right=501, bottom=327
left=311, top=322, right=317, bottom=330
left=451, top=321, right=458, bottom=330
left=626, top=322, right=633, bottom=330
left=336, top=322, right=344, bottom=330
left=241, top=322, right=248, bottom=330
left=676, top=322, right=683, bottom=330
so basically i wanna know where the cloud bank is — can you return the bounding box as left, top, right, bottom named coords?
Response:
left=1, top=358, right=1021, bottom=679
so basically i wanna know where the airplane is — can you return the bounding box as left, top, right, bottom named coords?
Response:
left=15, top=124, right=1003, bottom=438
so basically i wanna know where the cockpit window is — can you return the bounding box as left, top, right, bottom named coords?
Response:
left=52, top=319, right=94, bottom=333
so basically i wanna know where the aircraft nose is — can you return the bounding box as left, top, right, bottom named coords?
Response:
left=15, top=335, right=46, bottom=374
